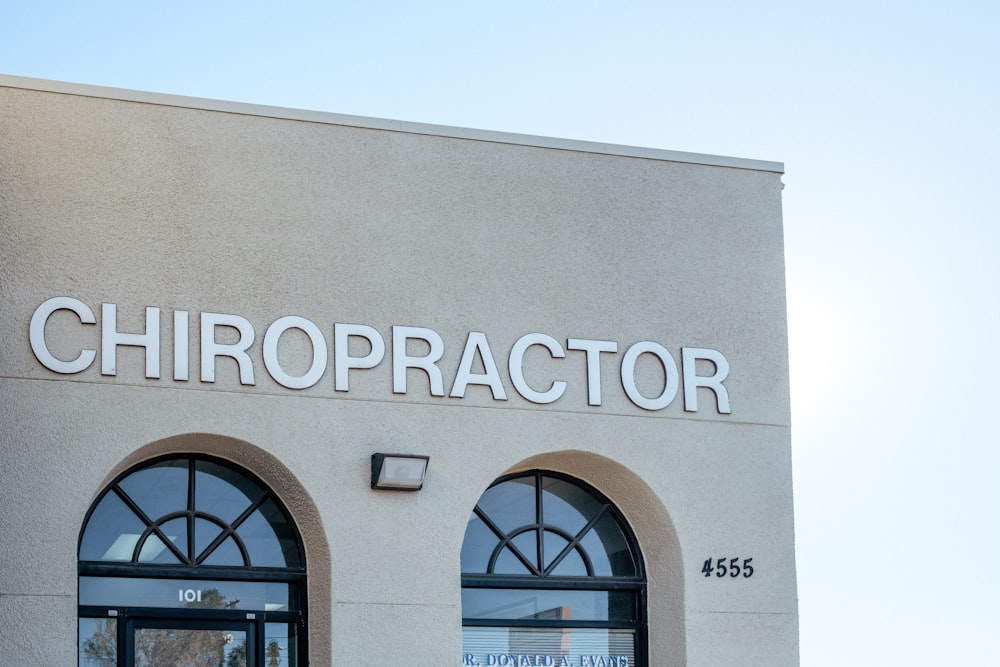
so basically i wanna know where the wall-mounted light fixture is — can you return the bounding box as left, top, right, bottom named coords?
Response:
left=371, top=453, right=429, bottom=491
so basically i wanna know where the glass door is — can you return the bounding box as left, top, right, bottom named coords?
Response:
left=130, top=619, right=253, bottom=667
left=80, top=615, right=299, bottom=666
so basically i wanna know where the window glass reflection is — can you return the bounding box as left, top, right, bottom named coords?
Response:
left=511, top=531, right=537, bottom=568
left=79, top=577, right=295, bottom=612
left=461, top=588, right=636, bottom=622
left=541, top=477, right=603, bottom=536
left=202, top=535, right=245, bottom=567
left=194, top=517, right=224, bottom=560
left=79, top=618, right=117, bottom=667
left=493, top=546, right=531, bottom=575
left=463, top=627, right=635, bottom=667
left=460, top=515, right=496, bottom=573
left=118, top=459, right=188, bottom=522
left=157, top=518, right=188, bottom=562
left=477, top=478, right=536, bottom=532
left=581, top=513, right=635, bottom=577
left=264, top=622, right=297, bottom=667
left=79, top=491, right=146, bottom=561
left=134, top=627, right=246, bottom=667
left=239, top=497, right=301, bottom=568
left=544, top=531, right=589, bottom=576
left=549, top=547, right=587, bottom=576
left=195, top=460, right=262, bottom=523
left=138, top=533, right=179, bottom=564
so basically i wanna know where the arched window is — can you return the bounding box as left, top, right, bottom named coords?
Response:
left=78, top=455, right=306, bottom=667
left=461, top=471, right=646, bottom=667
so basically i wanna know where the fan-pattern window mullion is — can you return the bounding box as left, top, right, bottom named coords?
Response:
left=476, top=506, right=538, bottom=574
left=194, top=514, right=250, bottom=567
left=535, top=479, right=545, bottom=572
left=542, top=531, right=590, bottom=577
left=111, top=485, right=190, bottom=565
left=136, top=521, right=188, bottom=564
left=185, top=460, right=196, bottom=562
left=489, top=530, right=542, bottom=576
left=79, top=455, right=303, bottom=570
left=464, top=473, right=630, bottom=579
left=542, top=505, right=608, bottom=576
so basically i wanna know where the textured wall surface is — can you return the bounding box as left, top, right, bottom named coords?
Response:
left=0, top=76, right=796, bottom=666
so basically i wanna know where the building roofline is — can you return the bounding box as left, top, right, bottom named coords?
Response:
left=0, top=74, right=784, bottom=173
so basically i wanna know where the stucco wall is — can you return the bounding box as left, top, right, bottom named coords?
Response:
left=0, top=75, right=797, bottom=665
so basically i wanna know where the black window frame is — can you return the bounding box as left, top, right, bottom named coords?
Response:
left=461, top=470, right=648, bottom=665
left=78, top=454, right=307, bottom=667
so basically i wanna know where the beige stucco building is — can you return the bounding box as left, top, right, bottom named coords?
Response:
left=0, top=75, right=798, bottom=666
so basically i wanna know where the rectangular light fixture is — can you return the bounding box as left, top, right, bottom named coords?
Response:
left=371, top=453, right=429, bottom=491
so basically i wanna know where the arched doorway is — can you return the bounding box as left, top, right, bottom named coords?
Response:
left=78, top=454, right=306, bottom=667
left=461, top=470, right=646, bottom=666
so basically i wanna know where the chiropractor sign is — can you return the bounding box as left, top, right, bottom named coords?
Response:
left=29, top=296, right=732, bottom=414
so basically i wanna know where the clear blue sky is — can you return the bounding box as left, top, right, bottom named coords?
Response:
left=4, top=2, right=998, bottom=664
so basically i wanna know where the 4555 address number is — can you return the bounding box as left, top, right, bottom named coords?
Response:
left=702, top=557, right=754, bottom=578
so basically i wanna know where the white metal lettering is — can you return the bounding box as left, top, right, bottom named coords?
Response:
left=620, top=341, right=679, bottom=410
left=101, top=303, right=161, bottom=378
left=200, top=312, right=255, bottom=385
left=334, top=323, right=385, bottom=392
left=174, top=310, right=189, bottom=381
left=28, top=296, right=97, bottom=374
left=263, top=315, right=327, bottom=389
left=27, top=297, right=733, bottom=414
left=509, top=333, right=566, bottom=404
left=392, top=325, right=445, bottom=396
left=682, top=347, right=732, bottom=413
left=450, top=331, right=507, bottom=400
left=566, top=338, right=618, bottom=406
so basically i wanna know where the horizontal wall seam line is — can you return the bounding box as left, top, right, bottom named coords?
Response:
left=335, top=601, right=457, bottom=608
left=0, top=375, right=790, bottom=428
left=689, top=610, right=793, bottom=616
